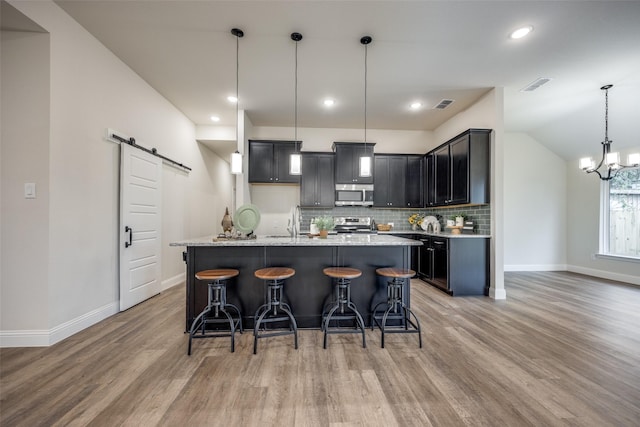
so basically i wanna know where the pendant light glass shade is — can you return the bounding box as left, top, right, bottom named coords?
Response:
left=359, top=156, right=372, bottom=177
left=290, top=152, right=302, bottom=175
left=231, top=150, right=242, bottom=174
left=359, top=36, right=372, bottom=178
left=230, top=28, right=244, bottom=175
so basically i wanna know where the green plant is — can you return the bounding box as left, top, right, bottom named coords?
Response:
left=314, top=216, right=335, bottom=231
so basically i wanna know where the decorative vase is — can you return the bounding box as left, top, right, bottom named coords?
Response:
left=221, top=207, right=233, bottom=232
left=318, top=230, right=329, bottom=239
left=412, top=224, right=418, bottom=231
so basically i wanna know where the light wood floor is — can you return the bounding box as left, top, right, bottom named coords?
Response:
left=1, top=272, right=640, bottom=426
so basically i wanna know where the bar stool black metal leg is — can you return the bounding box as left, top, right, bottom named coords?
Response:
left=188, top=278, right=242, bottom=355
left=253, top=278, right=298, bottom=354
left=371, top=276, right=422, bottom=348
left=322, top=277, right=366, bottom=349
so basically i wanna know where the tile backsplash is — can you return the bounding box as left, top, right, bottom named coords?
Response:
left=300, top=205, right=491, bottom=235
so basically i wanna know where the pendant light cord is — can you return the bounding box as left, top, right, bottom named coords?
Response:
left=364, top=42, right=368, bottom=144
left=295, top=38, right=298, bottom=142
left=235, top=33, right=239, bottom=144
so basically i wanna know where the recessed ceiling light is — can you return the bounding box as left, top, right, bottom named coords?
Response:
left=510, top=25, right=533, bottom=39
left=410, top=102, right=422, bottom=110
left=227, top=95, right=238, bottom=103
left=210, top=115, right=220, bottom=122
left=323, top=99, right=335, bottom=107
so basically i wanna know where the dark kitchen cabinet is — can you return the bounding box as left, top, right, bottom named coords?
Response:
left=374, top=155, right=406, bottom=207
left=300, top=152, right=335, bottom=207
left=406, top=155, right=424, bottom=207
left=418, top=236, right=488, bottom=296
left=424, top=153, right=435, bottom=207
left=374, top=154, right=423, bottom=208
left=427, top=129, right=490, bottom=207
left=248, top=140, right=301, bottom=184
left=333, top=142, right=375, bottom=184
left=433, top=145, right=450, bottom=205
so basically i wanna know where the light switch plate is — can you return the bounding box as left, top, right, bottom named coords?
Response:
left=24, top=182, right=36, bottom=199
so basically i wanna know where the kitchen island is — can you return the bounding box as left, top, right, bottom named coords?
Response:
left=171, top=234, right=421, bottom=330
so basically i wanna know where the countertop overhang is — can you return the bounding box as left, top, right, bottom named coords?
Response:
left=170, top=234, right=423, bottom=247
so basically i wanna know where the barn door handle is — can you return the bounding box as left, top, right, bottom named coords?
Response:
left=125, top=226, right=132, bottom=248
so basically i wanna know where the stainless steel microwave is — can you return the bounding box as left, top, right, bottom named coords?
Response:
left=335, top=184, right=374, bottom=206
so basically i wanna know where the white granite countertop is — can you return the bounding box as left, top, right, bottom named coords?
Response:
left=377, top=230, right=491, bottom=239
left=170, top=234, right=422, bottom=247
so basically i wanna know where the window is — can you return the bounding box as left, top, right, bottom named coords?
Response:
left=602, top=167, right=640, bottom=258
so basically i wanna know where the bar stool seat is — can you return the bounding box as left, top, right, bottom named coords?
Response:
left=321, top=267, right=366, bottom=349
left=253, top=267, right=298, bottom=354
left=371, top=268, right=422, bottom=348
left=188, top=268, right=243, bottom=355
left=254, top=267, right=295, bottom=281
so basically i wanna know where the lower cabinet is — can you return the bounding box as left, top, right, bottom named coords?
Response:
left=418, top=236, right=488, bottom=296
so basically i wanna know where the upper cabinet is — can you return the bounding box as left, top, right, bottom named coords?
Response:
left=300, top=152, right=335, bottom=207
left=374, top=155, right=406, bottom=207
left=248, top=140, right=301, bottom=184
left=374, top=154, right=423, bottom=208
left=427, top=129, right=491, bottom=207
left=333, top=142, right=375, bottom=184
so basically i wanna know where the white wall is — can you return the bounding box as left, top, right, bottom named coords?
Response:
left=1, top=1, right=231, bottom=346
left=251, top=126, right=433, bottom=153
left=567, top=146, right=640, bottom=285
left=504, top=133, right=567, bottom=270
left=1, top=29, right=50, bottom=332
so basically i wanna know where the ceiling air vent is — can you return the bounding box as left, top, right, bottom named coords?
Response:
left=520, top=77, right=552, bottom=92
left=433, top=99, right=454, bottom=110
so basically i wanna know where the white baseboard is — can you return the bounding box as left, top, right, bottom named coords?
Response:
left=162, top=272, right=185, bottom=291
left=489, top=287, right=507, bottom=300
left=568, top=265, right=640, bottom=286
left=504, top=264, right=568, bottom=272
left=1, top=301, right=118, bottom=348
left=0, top=330, right=51, bottom=348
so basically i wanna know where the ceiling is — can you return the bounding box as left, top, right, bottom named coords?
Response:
left=8, top=1, right=640, bottom=161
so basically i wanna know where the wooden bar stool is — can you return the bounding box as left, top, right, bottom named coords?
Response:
left=253, top=267, right=298, bottom=354
left=371, top=268, right=422, bottom=348
left=322, top=267, right=366, bottom=349
left=188, top=268, right=243, bottom=355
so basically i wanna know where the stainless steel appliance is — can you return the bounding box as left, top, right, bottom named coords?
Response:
left=333, top=216, right=376, bottom=234
left=334, top=184, right=374, bottom=206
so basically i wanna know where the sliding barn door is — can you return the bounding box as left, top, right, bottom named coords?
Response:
left=119, top=143, right=162, bottom=311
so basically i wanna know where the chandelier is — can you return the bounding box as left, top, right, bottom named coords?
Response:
left=579, top=84, right=639, bottom=181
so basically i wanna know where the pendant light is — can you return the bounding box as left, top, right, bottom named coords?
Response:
left=230, top=28, right=244, bottom=175
left=289, top=32, right=303, bottom=175
left=579, top=84, right=639, bottom=181
left=359, top=36, right=373, bottom=178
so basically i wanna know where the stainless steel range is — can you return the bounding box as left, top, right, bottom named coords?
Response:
left=333, top=217, right=376, bottom=234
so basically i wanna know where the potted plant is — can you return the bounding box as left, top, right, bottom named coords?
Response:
left=314, top=216, right=334, bottom=239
